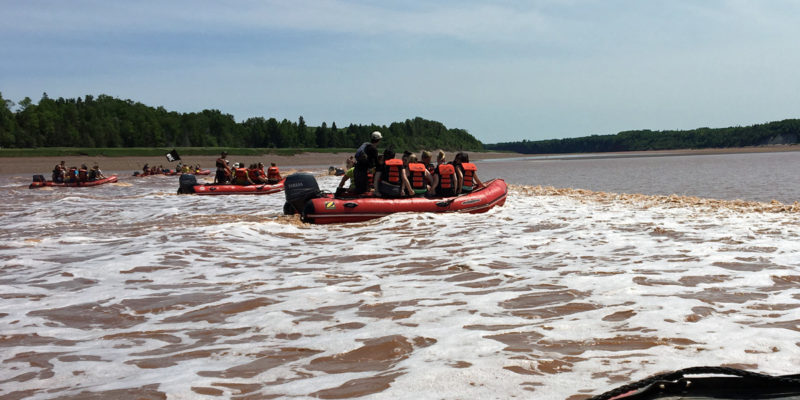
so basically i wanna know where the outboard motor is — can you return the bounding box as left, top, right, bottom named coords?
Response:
left=177, top=174, right=198, bottom=194
left=284, top=173, right=320, bottom=214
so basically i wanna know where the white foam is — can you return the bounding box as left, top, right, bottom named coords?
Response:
left=0, top=173, right=798, bottom=399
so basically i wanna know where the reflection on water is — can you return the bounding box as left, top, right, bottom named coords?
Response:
left=0, top=159, right=799, bottom=399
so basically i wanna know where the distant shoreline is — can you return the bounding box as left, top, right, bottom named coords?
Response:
left=480, top=144, right=800, bottom=162
left=0, top=145, right=797, bottom=175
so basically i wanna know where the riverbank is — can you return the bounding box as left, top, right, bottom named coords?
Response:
left=1, top=145, right=797, bottom=175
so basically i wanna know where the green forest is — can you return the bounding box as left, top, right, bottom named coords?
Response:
left=486, top=120, right=800, bottom=154
left=0, top=92, right=484, bottom=152
left=2, top=92, right=798, bottom=155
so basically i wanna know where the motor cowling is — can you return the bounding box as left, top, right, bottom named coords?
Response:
left=177, top=174, right=197, bottom=194
left=284, top=173, right=321, bottom=214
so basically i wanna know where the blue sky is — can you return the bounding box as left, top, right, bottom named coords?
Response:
left=2, top=0, right=800, bottom=143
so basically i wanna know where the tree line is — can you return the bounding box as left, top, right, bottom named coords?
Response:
left=486, top=120, right=800, bottom=154
left=0, top=92, right=485, bottom=152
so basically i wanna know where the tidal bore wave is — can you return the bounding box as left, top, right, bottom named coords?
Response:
left=0, top=173, right=798, bottom=399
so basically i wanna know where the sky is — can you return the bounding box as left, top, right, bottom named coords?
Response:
left=2, top=0, right=800, bottom=144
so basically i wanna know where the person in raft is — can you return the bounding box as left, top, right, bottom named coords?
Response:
left=406, top=153, right=433, bottom=196
left=352, top=131, right=382, bottom=194
left=430, top=150, right=458, bottom=197
left=230, top=163, right=254, bottom=185
left=374, top=148, right=414, bottom=197
left=215, top=151, right=231, bottom=184
left=52, top=161, right=66, bottom=183
left=77, top=164, right=89, bottom=183
left=248, top=163, right=267, bottom=184
left=88, top=164, right=106, bottom=181
left=454, top=152, right=483, bottom=194
left=420, top=150, right=435, bottom=175
left=266, top=162, right=281, bottom=184
left=337, top=156, right=356, bottom=194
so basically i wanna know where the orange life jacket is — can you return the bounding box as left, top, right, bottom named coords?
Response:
left=78, top=168, right=88, bottom=182
left=267, top=166, right=280, bottom=181
left=437, top=164, right=456, bottom=196
left=383, top=159, right=403, bottom=185
left=407, top=163, right=427, bottom=193
left=461, top=162, right=477, bottom=190
left=234, top=168, right=248, bottom=182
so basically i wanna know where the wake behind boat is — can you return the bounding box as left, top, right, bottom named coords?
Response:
left=283, top=173, right=507, bottom=224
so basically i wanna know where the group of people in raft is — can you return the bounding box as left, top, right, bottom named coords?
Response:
left=52, top=161, right=107, bottom=183
left=214, top=151, right=282, bottom=186
left=140, top=163, right=204, bottom=175
left=337, top=131, right=483, bottom=198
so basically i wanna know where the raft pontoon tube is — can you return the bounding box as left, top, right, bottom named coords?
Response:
left=29, top=175, right=119, bottom=189
left=177, top=174, right=285, bottom=195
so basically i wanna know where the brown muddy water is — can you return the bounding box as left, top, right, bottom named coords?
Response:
left=1, top=153, right=799, bottom=399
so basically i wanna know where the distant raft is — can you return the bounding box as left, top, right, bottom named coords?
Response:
left=283, top=173, right=507, bottom=224
left=135, top=169, right=210, bottom=177
left=29, top=175, right=119, bottom=189
left=177, top=174, right=285, bottom=195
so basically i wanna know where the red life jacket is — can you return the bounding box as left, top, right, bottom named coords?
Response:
left=267, top=166, right=280, bottom=181
left=407, top=163, right=427, bottom=193
left=384, top=159, right=403, bottom=185
left=67, top=167, right=78, bottom=182
left=78, top=168, right=88, bottom=182
left=461, top=162, right=477, bottom=190
left=247, top=169, right=260, bottom=182
left=437, top=164, right=456, bottom=196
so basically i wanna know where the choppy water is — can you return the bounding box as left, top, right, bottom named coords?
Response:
left=1, top=159, right=799, bottom=400
left=480, top=150, right=800, bottom=204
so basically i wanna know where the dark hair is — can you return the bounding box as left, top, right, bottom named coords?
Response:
left=461, top=152, right=470, bottom=163
left=383, top=149, right=396, bottom=159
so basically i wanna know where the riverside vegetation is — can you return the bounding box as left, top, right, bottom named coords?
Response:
left=1, top=92, right=798, bottom=154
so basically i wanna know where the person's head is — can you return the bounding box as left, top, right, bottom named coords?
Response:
left=60, top=160, right=65, bottom=166
left=437, top=150, right=446, bottom=163
left=271, top=162, right=276, bottom=167
left=421, top=151, right=431, bottom=163
left=346, top=157, right=355, bottom=169
left=461, top=152, right=470, bottom=163
left=221, top=151, right=228, bottom=157
left=80, top=164, right=87, bottom=169
left=92, top=164, right=99, bottom=170
left=408, top=154, right=418, bottom=163
left=371, top=131, right=382, bottom=143
left=453, top=152, right=463, bottom=164
left=383, top=148, right=395, bottom=160
left=258, top=162, right=264, bottom=168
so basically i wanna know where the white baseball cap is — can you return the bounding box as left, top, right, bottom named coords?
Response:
left=371, top=131, right=382, bottom=140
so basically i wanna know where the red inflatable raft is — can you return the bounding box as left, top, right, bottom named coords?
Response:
left=137, top=169, right=210, bottom=177
left=29, top=175, right=119, bottom=189
left=183, top=179, right=286, bottom=195
left=285, top=174, right=507, bottom=224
